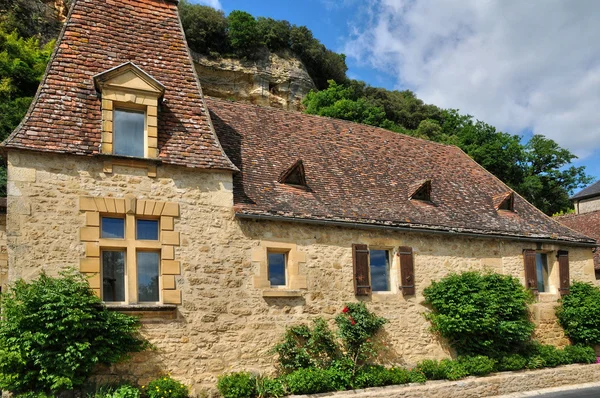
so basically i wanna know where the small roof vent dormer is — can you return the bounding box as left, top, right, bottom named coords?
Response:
left=494, top=191, right=515, bottom=212
left=279, top=159, right=307, bottom=187
left=409, top=179, right=432, bottom=202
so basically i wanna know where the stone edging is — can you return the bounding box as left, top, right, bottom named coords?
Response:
left=290, top=363, right=600, bottom=398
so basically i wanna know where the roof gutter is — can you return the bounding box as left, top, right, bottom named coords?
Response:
left=235, top=213, right=598, bottom=248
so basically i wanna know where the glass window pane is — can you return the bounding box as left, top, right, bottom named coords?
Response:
left=370, top=250, right=390, bottom=291
left=101, top=217, right=124, bottom=239
left=536, top=253, right=548, bottom=293
left=102, top=251, right=125, bottom=302
left=138, top=251, right=159, bottom=302
left=137, top=219, right=159, bottom=240
left=268, top=252, right=286, bottom=286
left=113, top=109, right=145, bottom=157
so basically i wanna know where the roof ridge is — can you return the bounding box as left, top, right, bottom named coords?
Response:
left=205, top=96, right=456, bottom=150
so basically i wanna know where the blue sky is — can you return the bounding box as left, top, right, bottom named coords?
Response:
left=193, top=0, right=600, bottom=186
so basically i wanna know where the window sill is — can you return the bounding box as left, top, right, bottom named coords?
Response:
left=105, top=304, right=177, bottom=320
left=98, top=155, right=161, bottom=177
left=262, top=289, right=303, bottom=298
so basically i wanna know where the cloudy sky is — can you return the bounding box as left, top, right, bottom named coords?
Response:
left=192, top=0, right=600, bottom=181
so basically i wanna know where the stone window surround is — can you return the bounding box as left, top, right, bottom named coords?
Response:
left=79, top=195, right=181, bottom=305
left=535, top=249, right=560, bottom=297
left=252, top=241, right=308, bottom=297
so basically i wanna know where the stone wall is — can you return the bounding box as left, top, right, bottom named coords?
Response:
left=291, top=364, right=600, bottom=398
left=6, top=150, right=597, bottom=395
left=577, top=196, right=600, bottom=214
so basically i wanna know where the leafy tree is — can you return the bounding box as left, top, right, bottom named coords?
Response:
left=0, top=0, right=65, bottom=42
left=0, top=270, right=148, bottom=395
left=178, top=0, right=228, bottom=56
left=227, top=10, right=262, bottom=58
left=256, top=17, right=290, bottom=53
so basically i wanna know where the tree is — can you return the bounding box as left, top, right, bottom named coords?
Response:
left=227, top=10, right=262, bottom=58
left=0, top=0, right=65, bottom=43
left=178, top=0, right=228, bottom=56
left=256, top=17, right=290, bottom=53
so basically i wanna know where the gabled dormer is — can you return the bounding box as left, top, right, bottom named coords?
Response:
left=94, top=62, right=165, bottom=159
left=409, top=179, right=432, bottom=202
left=279, top=160, right=307, bottom=188
left=494, top=191, right=515, bottom=212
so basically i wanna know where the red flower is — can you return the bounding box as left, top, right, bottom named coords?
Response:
left=351, top=319, right=356, bottom=326
left=342, top=306, right=349, bottom=313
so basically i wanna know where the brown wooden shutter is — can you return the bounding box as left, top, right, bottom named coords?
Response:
left=557, top=250, right=570, bottom=296
left=399, top=246, right=415, bottom=296
left=352, top=244, right=370, bottom=296
left=523, top=249, right=538, bottom=295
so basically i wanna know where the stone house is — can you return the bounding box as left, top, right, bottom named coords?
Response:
left=556, top=181, right=600, bottom=276
left=0, top=0, right=597, bottom=393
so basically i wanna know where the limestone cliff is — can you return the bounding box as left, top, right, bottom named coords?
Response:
left=191, top=50, right=316, bottom=111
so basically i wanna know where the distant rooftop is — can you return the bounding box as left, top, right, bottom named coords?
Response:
left=571, top=180, right=600, bottom=200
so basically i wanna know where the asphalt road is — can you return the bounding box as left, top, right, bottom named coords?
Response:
left=532, top=386, right=600, bottom=397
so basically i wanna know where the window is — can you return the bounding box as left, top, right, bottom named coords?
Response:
left=267, top=251, right=287, bottom=286
left=370, top=249, right=390, bottom=292
left=100, top=216, right=161, bottom=303
left=536, top=253, right=549, bottom=292
left=113, top=108, right=145, bottom=157
left=410, top=180, right=432, bottom=202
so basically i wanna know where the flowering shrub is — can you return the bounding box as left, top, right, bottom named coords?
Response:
left=144, top=376, right=188, bottom=398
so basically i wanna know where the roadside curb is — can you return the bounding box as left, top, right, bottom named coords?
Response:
left=493, top=381, right=600, bottom=397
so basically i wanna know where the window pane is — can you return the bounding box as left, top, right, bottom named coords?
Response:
left=101, top=217, right=124, bottom=239
left=536, top=253, right=548, bottom=293
left=113, top=109, right=145, bottom=157
left=137, top=219, right=159, bottom=240
left=102, top=251, right=125, bottom=302
left=138, top=251, right=159, bottom=302
left=268, top=252, right=286, bottom=286
left=370, top=249, right=390, bottom=291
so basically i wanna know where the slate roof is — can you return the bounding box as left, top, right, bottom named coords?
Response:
left=1, top=0, right=235, bottom=171
left=207, top=97, right=595, bottom=245
left=571, top=180, right=600, bottom=200
left=556, top=211, right=600, bottom=268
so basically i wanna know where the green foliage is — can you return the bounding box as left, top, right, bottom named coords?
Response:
left=256, top=18, right=290, bottom=53
left=255, top=376, right=285, bottom=398
left=89, top=384, right=141, bottom=398
left=178, top=1, right=228, bottom=56
left=495, top=354, right=527, bottom=371
left=284, top=368, right=335, bottom=395
left=531, top=344, right=570, bottom=368
left=0, top=270, right=148, bottom=395
left=145, top=376, right=188, bottom=398
left=0, top=0, right=64, bottom=42
left=563, top=345, right=597, bottom=364
left=217, top=372, right=256, bottom=398
left=556, top=282, right=600, bottom=345
left=457, top=355, right=496, bottom=376
left=423, top=271, right=535, bottom=357
left=415, top=359, right=467, bottom=381
left=227, top=11, right=262, bottom=58
left=334, top=302, right=388, bottom=367
left=272, top=318, right=339, bottom=373
left=352, top=365, right=392, bottom=389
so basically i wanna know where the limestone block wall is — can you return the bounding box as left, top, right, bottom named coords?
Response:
left=577, top=196, right=600, bottom=214
left=6, top=150, right=597, bottom=395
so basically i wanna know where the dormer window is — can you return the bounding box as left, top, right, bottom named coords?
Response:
left=279, top=160, right=307, bottom=188
left=93, top=62, right=165, bottom=161
left=409, top=180, right=432, bottom=202
left=495, top=191, right=515, bottom=212
left=113, top=108, right=145, bottom=157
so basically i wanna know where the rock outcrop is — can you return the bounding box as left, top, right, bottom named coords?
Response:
left=192, top=50, right=315, bottom=111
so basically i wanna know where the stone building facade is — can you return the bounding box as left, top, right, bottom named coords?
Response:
left=1, top=0, right=598, bottom=395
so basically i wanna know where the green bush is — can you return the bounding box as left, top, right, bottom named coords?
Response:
left=496, top=354, right=527, bottom=371
left=326, top=359, right=354, bottom=391
left=353, top=365, right=393, bottom=389
left=423, top=271, right=535, bottom=357
left=335, top=302, right=387, bottom=367
left=89, top=384, right=141, bottom=398
left=145, top=376, right=188, bottom=398
left=0, top=270, right=148, bottom=395
left=556, top=282, right=600, bottom=345
left=284, top=368, right=335, bottom=395
left=217, top=372, right=256, bottom=398
left=458, top=355, right=496, bottom=376
left=272, top=318, right=339, bottom=373
left=416, top=359, right=444, bottom=380
left=563, top=345, right=597, bottom=364
left=256, top=376, right=285, bottom=398
left=532, top=344, right=570, bottom=368
left=438, top=359, right=468, bottom=381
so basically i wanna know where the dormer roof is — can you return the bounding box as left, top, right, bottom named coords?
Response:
left=1, top=0, right=236, bottom=171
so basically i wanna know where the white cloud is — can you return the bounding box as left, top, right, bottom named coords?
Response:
left=345, top=0, right=600, bottom=159
left=189, top=0, right=222, bottom=10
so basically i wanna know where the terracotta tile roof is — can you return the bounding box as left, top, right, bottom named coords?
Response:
left=571, top=180, right=600, bottom=200
left=1, top=0, right=235, bottom=171
left=207, top=97, right=595, bottom=245
left=556, top=211, right=600, bottom=268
